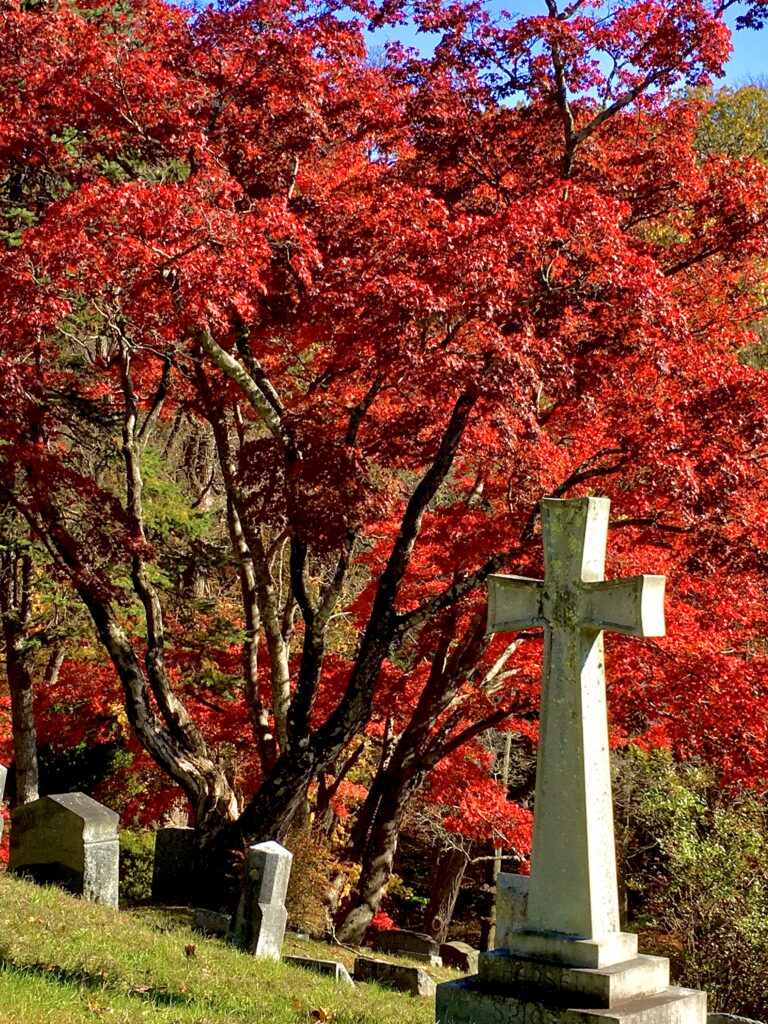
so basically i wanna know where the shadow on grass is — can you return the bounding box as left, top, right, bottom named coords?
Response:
left=0, top=957, right=201, bottom=1010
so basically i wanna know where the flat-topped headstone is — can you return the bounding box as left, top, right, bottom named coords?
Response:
left=436, top=497, right=705, bottom=1024
left=230, top=840, right=292, bottom=958
left=440, top=941, right=479, bottom=973
left=354, top=957, right=436, bottom=996
left=9, top=792, right=119, bottom=908
left=152, top=826, right=199, bottom=905
left=494, top=872, right=529, bottom=950
left=374, top=928, right=442, bottom=964
left=193, top=907, right=230, bottom=937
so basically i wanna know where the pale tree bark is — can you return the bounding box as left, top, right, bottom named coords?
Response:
left=19, top=347, right=240, bottom=844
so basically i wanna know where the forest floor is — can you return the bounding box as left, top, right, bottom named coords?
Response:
left=0, top=874, right=454, bottom=1024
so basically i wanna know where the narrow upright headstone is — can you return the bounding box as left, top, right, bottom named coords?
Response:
left=230, top=840, right=292, bottom=958
left=436, top=497, right=706, bottom=1024
left=9, top=792, right=119, bottom=908
left=494, top=872, right=529, bottom=950
left=152, top=826, right=199, bottom=905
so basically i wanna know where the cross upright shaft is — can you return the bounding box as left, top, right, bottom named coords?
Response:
left=488, top=498, right=665, bottom=953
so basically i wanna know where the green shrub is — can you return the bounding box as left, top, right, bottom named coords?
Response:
left=119, top=828, right=156, bottom=905
left=614, top=747, right=768, bottom=1016
left=284, top=825, right=345, bottom=938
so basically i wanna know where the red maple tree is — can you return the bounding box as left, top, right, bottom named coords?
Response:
left=2, top=0, right=768, bottom=927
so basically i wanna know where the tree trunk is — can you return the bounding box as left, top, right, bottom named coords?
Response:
left=422, top=844, right=470, bottom=943
left=0, top=551, right=39, bottom=804
left=4, top=626, right=39, bottom=804
left=334, top=773, right=417, bottom=944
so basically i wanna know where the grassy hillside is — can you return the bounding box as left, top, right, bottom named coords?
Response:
left=0, top=874, right=444, bottom=1024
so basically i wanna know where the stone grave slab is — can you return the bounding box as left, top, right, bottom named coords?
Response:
left=374, top=928, right=442, bottom=965
left=436, top=498, right=706, bottom=1024
left=442, top=937, right=479, bottom=970
left=193, top=907, right=230, bottom=937
left=152, top=826, right=199, bottom=905
left=284, top=955, right=355, bottom=985
left=354, top=957, right=436, bottom=996
left=440, top=941, right=479, bottom=974
left=231, top=840, right=292, bottom=957
left=9, top=792, right=119, bottom=908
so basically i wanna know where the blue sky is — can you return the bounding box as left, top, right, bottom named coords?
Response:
left=723, top=9, right=767, bottom=84
left=367, top=2, right=766, bottom=89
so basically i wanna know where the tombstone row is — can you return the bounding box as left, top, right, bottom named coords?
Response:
left=0, top=497, right=721, bottom=1024
left=2, top=786, right=294, bottom=964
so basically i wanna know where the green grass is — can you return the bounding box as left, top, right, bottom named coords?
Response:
left=0, top=874, right=452, bottom=1024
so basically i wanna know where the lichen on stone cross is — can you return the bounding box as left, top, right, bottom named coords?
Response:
left=487, top=497, right=665, bottom=969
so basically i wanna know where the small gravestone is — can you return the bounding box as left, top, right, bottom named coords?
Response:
left=0, top=764, right=7, bottom=841
left=9, top=792, right=119, bottom=908
left=374, top=928, right=442, bottom=965
left=440, top=941, right=479, bottom=974
left=193, top=907, right=230, bottom=937
left=152, top=826, right=198, bottom=905
left=494, top=872, right=529, bottom=949
left=230, top=840, right=292, bottom=957
left=354, top=957, right=436, bottom=996
left=284, top=955, right=355, bottom=985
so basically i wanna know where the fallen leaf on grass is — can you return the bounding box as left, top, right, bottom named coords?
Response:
left=184, top=943, right=196, bottom=957
left=310, top=1007, right=334, bottom=1021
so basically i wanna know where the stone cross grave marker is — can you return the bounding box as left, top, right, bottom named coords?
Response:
left=231, top=840, right=293, bottom=958
left=486, top=496, right=665, bottom=969
left=436, top=497, right=705, bottom=1024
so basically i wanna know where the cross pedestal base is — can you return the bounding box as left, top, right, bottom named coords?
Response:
left=504, top=930, right=638, bottom=970
left=436, top=950, right=706, bottom=1024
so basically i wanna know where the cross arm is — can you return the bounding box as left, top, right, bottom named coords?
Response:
left=487, top=574, right=545, bottom=635
left=583, top=575, right=666, bottom=638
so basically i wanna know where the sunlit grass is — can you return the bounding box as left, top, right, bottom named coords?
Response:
left=0, top=873, right=447, bottom=1024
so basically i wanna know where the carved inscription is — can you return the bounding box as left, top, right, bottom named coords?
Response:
left=437, top=982, right=563, bottom=1024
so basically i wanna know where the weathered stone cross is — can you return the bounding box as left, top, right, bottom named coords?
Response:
left=487, top=497, right=665, bottom=968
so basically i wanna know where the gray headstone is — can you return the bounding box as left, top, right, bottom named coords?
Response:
left=373, top=928, right=440, bottom=958
left=231, top=840, right=292, bottom=957
left=193, top=907, right=230, bottom=937
left=494, top=872, right=529, bottom=949
left=152, top=826, right=199, bottom=905
left=354, top=957, right=436, bottom=996
left=439, top=941, right=479, bottom=973
left=9, top=792, right=119, bottom=908
left=0, top=764, right=7, bottom=842
left=708, top=1017, right=765, bottom=1024
left=284, top=956, right=355, bottom=985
